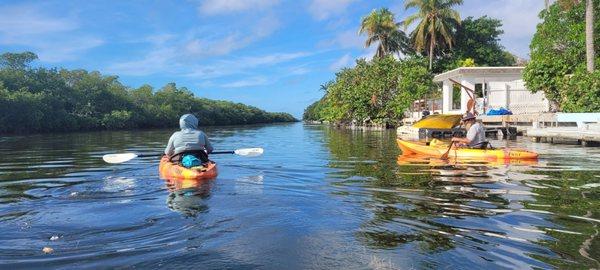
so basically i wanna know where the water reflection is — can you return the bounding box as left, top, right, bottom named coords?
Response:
left=323, top=127, right=600, bottom=268
left=0, top=124, right=598, bottom=269
left=163, top=177, right=213, bottom=218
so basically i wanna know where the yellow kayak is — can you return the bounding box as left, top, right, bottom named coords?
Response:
left=397, top=139, right=538, bottom=160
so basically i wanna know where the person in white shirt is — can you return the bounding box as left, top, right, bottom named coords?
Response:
left=451, top=112, right=487, bottom=148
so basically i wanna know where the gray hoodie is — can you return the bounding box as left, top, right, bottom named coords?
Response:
left=164, top=114, right=213, bottom=156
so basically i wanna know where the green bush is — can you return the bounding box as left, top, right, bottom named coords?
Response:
left=523, top=0, right=600, bottom=111
left=102, top=110, right=133, bottom=129
left=304, top=56, right=434, bottom=125
left=559, top=69, right=600, bottom=112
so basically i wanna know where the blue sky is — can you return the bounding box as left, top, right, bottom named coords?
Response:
left=0, top=0, right=545, bottom=117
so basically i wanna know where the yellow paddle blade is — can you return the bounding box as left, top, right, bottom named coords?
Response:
left=412, top=114, right=462, bottom=129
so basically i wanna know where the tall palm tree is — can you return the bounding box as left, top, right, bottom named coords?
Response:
left=359, top=8, right=411, bottom=58
left=403, top=0, right=463, bottom=70
left=558, top=0, right=595, bottom=72
left=585, top=0, right=595, bottom=71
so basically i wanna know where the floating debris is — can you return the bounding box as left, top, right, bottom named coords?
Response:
left=42, top=247, right=54, bottom=254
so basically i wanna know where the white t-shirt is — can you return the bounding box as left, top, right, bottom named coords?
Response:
left=466, top=122, right=486, bottom=147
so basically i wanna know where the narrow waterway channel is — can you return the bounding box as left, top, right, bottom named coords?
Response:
left=1, top=123, right=599, bottom=269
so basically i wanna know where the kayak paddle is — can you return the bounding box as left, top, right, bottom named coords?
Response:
left=440, top=142, right=454, bottom=160
left=102, top=148, right=264, bottom=164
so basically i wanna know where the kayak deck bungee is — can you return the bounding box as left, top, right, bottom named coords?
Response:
left=159, top=156, right=218, bottom=180
left=397, top=139, right=538, bottom=160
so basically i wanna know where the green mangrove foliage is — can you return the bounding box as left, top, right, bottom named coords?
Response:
left=0, top=52, right=296, bottom=134
left=436, top=16, right=516, bottom=72
left=303, top=56, right=434, bottom=125
left=524, top=0, right=600, bottom=112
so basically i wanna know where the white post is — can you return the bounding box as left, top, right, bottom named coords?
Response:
left=442, top=80, right=451, bottom=113
left=504, top=83, right=510, bottom=109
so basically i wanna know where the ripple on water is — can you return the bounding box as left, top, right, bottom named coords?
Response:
left=1, top=124, right=600, bottom=269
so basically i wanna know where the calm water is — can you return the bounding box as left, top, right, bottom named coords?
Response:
left=1, top=123, right=599, bottom=269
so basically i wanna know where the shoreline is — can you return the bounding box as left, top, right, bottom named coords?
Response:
left=303, top=120, right=391, bottom=131
left=0, top=120, right=300, bottom=136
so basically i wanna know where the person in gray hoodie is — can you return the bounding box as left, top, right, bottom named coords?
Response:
left=164, top=114, right=213, bottom=163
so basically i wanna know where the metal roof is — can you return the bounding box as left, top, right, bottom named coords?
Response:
left=433, top=67, right=525, bottom=82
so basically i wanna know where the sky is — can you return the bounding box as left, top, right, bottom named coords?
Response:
left=0, top=0, right=546, bottom=118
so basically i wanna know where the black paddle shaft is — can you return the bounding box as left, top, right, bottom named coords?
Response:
left=136, top=150, right=235, bottom=158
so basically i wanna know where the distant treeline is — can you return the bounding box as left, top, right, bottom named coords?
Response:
left=0, top=52, right=296, bottom=134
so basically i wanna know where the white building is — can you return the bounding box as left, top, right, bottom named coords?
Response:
left=434, top=67, right=550, bottom=115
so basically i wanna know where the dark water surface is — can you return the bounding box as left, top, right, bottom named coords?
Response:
left=1, top=123, right=599, bottom=269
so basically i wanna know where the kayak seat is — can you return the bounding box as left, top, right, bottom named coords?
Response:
left=169, top=150, right=210, bottom=164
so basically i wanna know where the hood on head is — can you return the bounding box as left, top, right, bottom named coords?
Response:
left=179, top=114, right=198, bottom=130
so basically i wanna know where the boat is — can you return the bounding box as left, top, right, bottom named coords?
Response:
left=159, top=156, right=218, bottom=180
left=396, top=139, right=538, bottom=160
left=396, top=154, right=539, bottom=166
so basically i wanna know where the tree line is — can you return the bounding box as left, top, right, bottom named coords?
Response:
left=524, top=0, right=599, bottom=112
left=305, top=0, right=516, bottom=124
left=0, top=52, right=296, bottom=134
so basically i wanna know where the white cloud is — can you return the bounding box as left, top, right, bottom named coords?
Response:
left=320, top=29, right=365, bottom=49
left=38, top=37, right=105, bottom=62
left=0, top=3, right=102, bottom=62
left=199, top=0, right=279, bottom=15
left=221, top=76, right=269, bottom=88
left=108, top=15, right=282, bottom=76
left=460, top=0, right=545, bottom=58
left=184, top=52, right=311, bottom=79
left=184, top=15, right=280, bottom=57
left=308, top=0, right=356, bottom=20
left=0, top=5, right=76, bottom=38
left=329, top=54, right=352, bottom=71
left=107, top=47, right=179, bottom=76
left=235, top=52, right=311, bottom=68
left=288, top=66, right=310, bottom=75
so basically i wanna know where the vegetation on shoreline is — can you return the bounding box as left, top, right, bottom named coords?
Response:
left=304, top=1, right=517, bottom=124
left=0, top=52, right=296, bottom=134
left=524, top=0, right=599, bottom=112
left=304, top=56, right=433, bottom=126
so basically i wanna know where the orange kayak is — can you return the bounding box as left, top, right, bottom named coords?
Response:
left=397, top=139, right=538, bottom=160
left=159, top=156, right=218, bottom=180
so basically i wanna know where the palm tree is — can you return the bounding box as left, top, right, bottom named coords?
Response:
left=558, top=0, right=595, bottom=72
left=359, top=8, right=412, bottom=58
left=585, top=0, right=595, bottom=71
left=403, top=0, right=463, bottom=70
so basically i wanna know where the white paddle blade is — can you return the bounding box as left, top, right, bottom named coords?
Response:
left=103, top=153, right=138, bottom=164
left=234, top=148, right=264, bottom=157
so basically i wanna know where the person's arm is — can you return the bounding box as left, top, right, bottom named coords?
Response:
left=452, top=125, right=476, bottom=144
left=451, top=137, right=470, bottom=144
left=200, top=132, right=213, bottom=154
left=164, top=134, right=175, bottom=156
